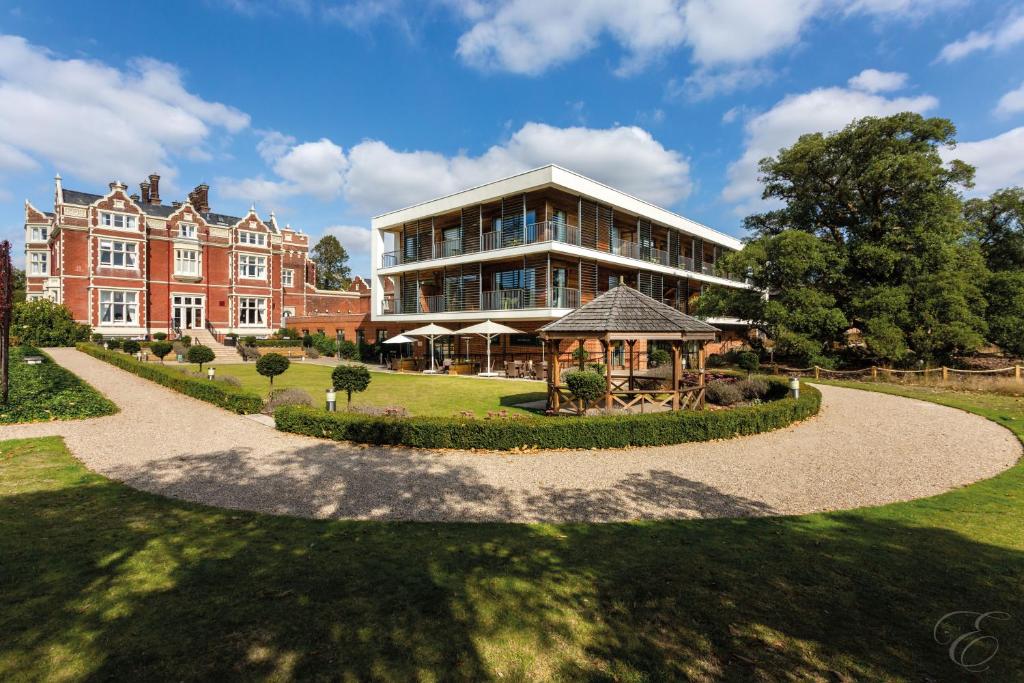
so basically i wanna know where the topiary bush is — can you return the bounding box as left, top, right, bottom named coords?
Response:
left=150, top=341, right=173, bottom=362
left=105, top=338, right=122, bottom=350
left=186, top=344, right=215, bottom=370
left=78, top=343, right=262, bottom=414
left=736, top=350, right=760, bottom=374
left=302, top=333, right=314, bottom=349
left=152, top=332, right=168, bottom=341
left=332, top=364, right=371, bottom=407
left=648, top=348, right=671, bottom=368
left=706, top=353, right=726, bottom=368
left=564, top=370, right=605, bottom=414
left=256, top=352, right=290, bottom=387
left=121, top=340, right=141, bottom=355
left=705, top=381, right=744, bottom=406
left=275, top=378, right=820, bottom=450
left=243, top=335, right=257, bottom=347
left=180, top=335, right=192, bottom=347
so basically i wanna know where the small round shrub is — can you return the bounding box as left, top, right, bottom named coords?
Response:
left=243, top=335, right=257, bottom=346
left=705, top=380, right=743, bottom=406
left=736, top=350, right=760, bottom=374
left=180, top=335, right=192, bottom=347
left=91, top=332, right=104, bottom=343
left=338, top=340, right=358, bottom=360
left=186, top=344, right=215, bottom=369
left=648, top=348, right=671, bottom=368
left=150, top=341, right=173, bottom=362
left=122, top=340, right=141, bottom=355
left=332, top=364, right=371, bottom=406
left=587, top=362, right=606, bottom=377
left=105, top=338, right=122, bottom=350
left=706, top=353, right=726, bottom=368
left=256, top=352, right=291, bottom=387
left=302, top=333, right=314, bottom=348
left=564, top=370, right=605, bottom=413
left=735, top=377, right=769, bottom=400
left=152, top=332, right=168, bottom=341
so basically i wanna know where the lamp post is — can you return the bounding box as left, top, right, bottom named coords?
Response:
left=789, top=376, right=800, bottom=400
left=326, top=388, right=337, bottom=412
left=207, top=367, right=216, bottom=381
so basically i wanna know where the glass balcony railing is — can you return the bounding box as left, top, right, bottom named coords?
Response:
left=381, top=287, right=583, bottom=316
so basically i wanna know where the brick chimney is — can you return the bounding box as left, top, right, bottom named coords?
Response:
left=148, top=173, right=161, bottom=205
left=188, top=183, right=210, bottom=213
left=139, top=180, right=150, bottom=204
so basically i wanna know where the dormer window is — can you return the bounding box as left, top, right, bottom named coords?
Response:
left=238, top=230, right=266, bottom=247
left=178, top=223, right=197, bottom=239
left=101, top=212, right=137, bottom=229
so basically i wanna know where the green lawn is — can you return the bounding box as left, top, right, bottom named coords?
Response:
left=1, top=382, right=1022, bottom=680
left=0, top=346, right=117, bottom=423
left=210, top=362, right=547, bottom=416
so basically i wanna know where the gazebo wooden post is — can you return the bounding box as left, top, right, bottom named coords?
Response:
left=671, top=340, right=681, bottom=410
left=602, top=339, right=612, bottom=409
left=697, top=341, right=707, bottom=408
left=551, top=340, right=561, bottom=413
left=627, top=340, right=636, bottom=391
left=577, top=338, right=586, bottom=371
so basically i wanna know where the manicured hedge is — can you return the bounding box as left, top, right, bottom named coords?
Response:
left=0, top=346, right=118, bottom=423
left=77, top=343, right=263, bottom=414
left=275, top=378, right=821, bottom=450
left=252, top=339, right=304, bottom=348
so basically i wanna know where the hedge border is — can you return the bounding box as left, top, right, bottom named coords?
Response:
left=77, top=343, right=264, bottom=414
left=275, top=377, right=821, bottom=450
left=1, top=345, right=118, bottom=424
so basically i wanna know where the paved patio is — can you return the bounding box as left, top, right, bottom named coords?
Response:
left=1, top=348, right=1019, bottom=523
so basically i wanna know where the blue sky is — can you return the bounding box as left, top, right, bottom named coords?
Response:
left=2, top=0, right=1024, bottom=277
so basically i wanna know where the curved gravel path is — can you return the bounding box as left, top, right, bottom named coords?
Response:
left=2, top=348, right=1019, bottom=522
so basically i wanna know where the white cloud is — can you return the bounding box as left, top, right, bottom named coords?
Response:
left=323, top=224, right=373, bottom=255
left=0, top=34, right=249, bottom=184
left=221, top=134, right=347, bottom=203
left=847, top=68, right=908, bottom=92
left=673, top=65, right=775, bottom=101
left=937, top=14, right=1024, bottom=63
left=944, top=127, right=1024, bottom=195
left=343, top=122, right=693, bottom=214
left=681, top=0, right=821, bottom=66
left=844, top=0, right=963, bottom=18
left=995, top=81, right=1024, bottom=117
left=723, top=79, right=938, bottom=212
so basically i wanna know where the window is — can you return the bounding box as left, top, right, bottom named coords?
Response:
left=376, top=329, right=387, bottom=344
left=101, top=212, right=137, bottom=229
left=99, top=240, right=138, bottom=268
left=26, top=293, right=43, bottom=302
left=28, top=252, right=48, bottom=275
left=175, top=249, right=200, bottom=276
left=239, top=297, right=267, bottom=326
left=336, top=329, right=345, bottom=342
left=99, top=290, right=138, bottom=325
left=178, top=223, right=197, bottom=239
left=356, top=330, right=365, bottom=347
left=282, top=269, right=294, bottom=287
left=238, top=231, right=266, bottom=247
left=238, top=254, right=267, bottom=279
left=29, top=227, right=48, bottom=242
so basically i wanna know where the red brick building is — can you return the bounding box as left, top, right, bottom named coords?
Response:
left=23, top=173, right=359, bottom=338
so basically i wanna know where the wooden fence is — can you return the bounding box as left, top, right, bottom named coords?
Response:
left=771, top=364, right=1023, bottom=382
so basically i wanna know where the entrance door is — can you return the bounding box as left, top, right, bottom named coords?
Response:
left=172, top=295, right=204, bottom=330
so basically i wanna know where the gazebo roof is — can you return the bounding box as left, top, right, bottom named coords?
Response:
left=538, top=285, right=720, bottom=339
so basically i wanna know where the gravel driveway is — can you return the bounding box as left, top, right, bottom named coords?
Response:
left=2, top=348, right=1019, bottom=522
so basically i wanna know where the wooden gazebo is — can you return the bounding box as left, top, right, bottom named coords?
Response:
left=538, top=285, right=719, bottom=413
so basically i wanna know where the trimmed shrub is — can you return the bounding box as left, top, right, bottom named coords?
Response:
left=332, top=364, right=371, bottom=407
left=105, top=338, right=122, bottom=350
left=11, top=300, right=90, bottom=347
left=252, top=339, right=303, bottom=348
left=150, top=341, right=173, bottom=362
left=564, top=370, right=605, bottom=413
left=1, top=346, right=117, bottom=423
left=706, top=353, right=727, bottom=368
left=78, top=343, right=263, bottom=414
left=122, top=340, right=141, bottom=355
left=91, top=333, right=104, bottom=343
left=648, top=348, right=671, bottom=368
left=588, top=362, right=606, bottom=377
left=736, top=377, right=770, bottom=400
left=152, top=332, right=168, bottom=341
left=277, top=327, right=299, bottom=339
left=338, top=340, right=358, bottom=360
left=243, top=335, right=258, bottom=346
left=705, top=381, right=744, bottom=406
left=275, top=378, right=820, bottom=450
left=186, top=345, right=216, bottom=369
left=180, top=335, right=192, bottom=347
left=311, top=333, right=337, bottom=357
left=302, top=333, right=314, bottom=348
left=256, top=352, right=291, bottom=387
left=736, top=350, right=760, bottom=374
left=263, top=387, right=314, bottom=415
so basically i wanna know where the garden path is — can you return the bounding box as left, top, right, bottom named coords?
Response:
left=1, top=348, right=1019, bottom=522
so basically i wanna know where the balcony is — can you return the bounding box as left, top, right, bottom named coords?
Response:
left=381, top=286, right=582, bottom=316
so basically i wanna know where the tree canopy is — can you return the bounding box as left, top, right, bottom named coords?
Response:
left=311, top=235, right=352, bottom=290
left=702, top=113, right=1000, bottom=365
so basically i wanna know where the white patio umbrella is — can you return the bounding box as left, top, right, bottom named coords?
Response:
left=381, top=334, right=415, bottom=345
left=457, top=320, right=522, bottom=376
left=403, top=323, right=455, bottom=373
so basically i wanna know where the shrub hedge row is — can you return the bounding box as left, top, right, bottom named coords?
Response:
left=252, top=339, right=304, bottom=348
left=77, top=343, right=264, bottom=414
left=0, top=346, right=118, bottom=423
left=275, top=377, right=821, bottom=450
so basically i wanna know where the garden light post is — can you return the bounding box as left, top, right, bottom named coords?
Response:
left=789, top=376, right=800, bottom=400
left=207, top=367, right=215, bottom=381
left=326, top=388, right=337, bottom=412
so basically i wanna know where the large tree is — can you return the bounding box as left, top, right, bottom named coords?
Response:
left=310, top=235, right=351, bottom=290
left=705, top=113, right=989, bottom=364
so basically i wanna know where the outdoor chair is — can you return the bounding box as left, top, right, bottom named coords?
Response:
left=441, top=359, right=452, bottom=374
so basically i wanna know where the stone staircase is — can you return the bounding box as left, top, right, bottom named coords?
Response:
left=187, top=328, right=241, bottom=363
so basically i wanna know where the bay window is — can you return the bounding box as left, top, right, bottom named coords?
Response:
left=99, top=290, right=138, bottom=325
left=99, top=239, right=138, bottom=268
left=239, top=297, right=267, bottom=327
left=174, top=249, right=200, bottom=276
left=238, top=254, right=266, bottom=279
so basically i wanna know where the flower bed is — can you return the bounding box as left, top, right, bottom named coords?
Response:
left=0, top=346, right=118, bottom=423
left=77, top=343, right=263, bottom=414
left=275, top=377, right=820, bottom=450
